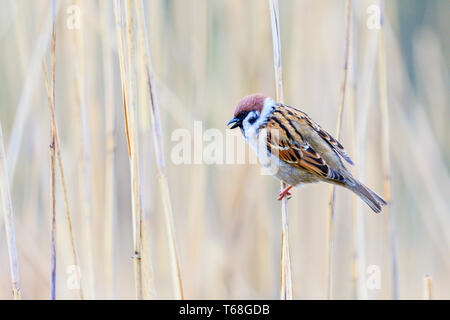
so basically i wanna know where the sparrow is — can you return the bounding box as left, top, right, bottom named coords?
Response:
left=227, top=94, right=387, bottom=213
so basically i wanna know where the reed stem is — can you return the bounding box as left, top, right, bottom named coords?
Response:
left=100, top=0, right=117, bottom=299
left=114, top=0, right=144, bottom=299
left=377, top=0, right=399, bottom=300
left=42, top=55, right=84, bottom=299
left=135, top=0, right=184, bottom=300
left=269, top=0, right=293, bottom=300
left=73, top=0, right=96, bottom=299
left=48, top=0, right=57, bottom=300
left=327, top=0, right=352, bottom=300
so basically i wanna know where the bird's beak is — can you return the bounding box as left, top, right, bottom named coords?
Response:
left=227, top=118, right=241, bottom=129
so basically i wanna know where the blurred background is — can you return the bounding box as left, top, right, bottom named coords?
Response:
left=0, top=0, right=448, bottom=299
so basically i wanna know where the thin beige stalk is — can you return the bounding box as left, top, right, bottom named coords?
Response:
left=424, top=274, right=433, bottom=300
left=73, top=0, right=96, bottom=299
left=347, top=14, right=358, bottom=300
left=377, top=0, right=398, bottom=299
left=0, top=122, right=21, bottom=299
left=135, top=9, right=157, bottom=299
left=327, top=0, right=352, bottom=300
left=269, top=0, right=293, bottom=300
left=353, top=3, right=380, bottom=299
left=48, top=1, right=57, bottom=299
left=42, top=60, right=84, bottom=300
left=126, top=0, right=145, bottom=300
left=135, top=0, right=184, bottom=299
left=113, top=0, right=143, bottom=299
left=100, top=0, right=117, bottom=299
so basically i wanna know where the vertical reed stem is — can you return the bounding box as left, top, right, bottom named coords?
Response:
left=74, top=0, right=96, bottom=299
left=125, top=0, right=143, bottom=300
left=114, top=0, right=144, bottom=299
left=353, top=0, right=380, bottom=299
left=327, top=0, right=352, bottom=300
left=135, top=0, right=184, bottom=299
left=377, top=0, right=399, bottom=300
left=100, top=0, right=117, bottom=299
left=49, top=0, right=57, bottom=300
left=269, top=0, right=293, bottom=300
left=43, top=59, right=84, bottom=299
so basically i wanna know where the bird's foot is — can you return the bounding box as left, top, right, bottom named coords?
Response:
left=277, top=185, right=293, bottom=201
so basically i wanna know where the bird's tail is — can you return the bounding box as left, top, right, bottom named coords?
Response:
left=348, top=180, right=387, bottom=213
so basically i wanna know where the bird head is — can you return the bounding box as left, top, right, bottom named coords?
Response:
left=227, top=94, right=269, bottom=130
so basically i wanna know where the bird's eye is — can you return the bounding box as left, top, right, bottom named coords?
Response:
left=248, top=116, right=257, bottom=124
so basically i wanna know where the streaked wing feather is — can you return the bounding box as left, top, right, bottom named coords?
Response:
left=265, top=112, right=345, bottom=183
left=280, top=104, right=354, bottom=165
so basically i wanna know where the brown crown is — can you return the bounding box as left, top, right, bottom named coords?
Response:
left=234, top=94, right=268, bottom=117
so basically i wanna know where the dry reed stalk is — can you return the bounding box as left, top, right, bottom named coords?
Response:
left=136, top=21, right=157, bottom=300
left=49, top=124, right=56, bottom=299
left=48, top=0, right=57, bottom=299
left=326, top=0, right=352, bottom=300
left=347, top=25, right=359, bottom=302
left=100, top=0, right=117, bottom=299
left=113, top=0, right=144, bottom=299
left=353, top=5, right=380, bottom=299
left=73, top=0, right=96, bottom=299
left=135, top=0, right=184, bottom=300
left=377, top=0, right=398, bottom=299
left=125, top=0, right=145, bottom=300
left=332, top=0, right=359, bottom=297
left=185, top=0, right=207, bottom=297
left=139, top=210, right=156, bottom=299
left=42, top=57, right=84, bottom=299
left=424, top=274, right=433, bottom=300
left=0, top=122, right=21, bottom=299
left=268, top=0, right=293, bottom=300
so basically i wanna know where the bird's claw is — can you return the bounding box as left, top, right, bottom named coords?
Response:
left=277, top=185, right=293, bottom=201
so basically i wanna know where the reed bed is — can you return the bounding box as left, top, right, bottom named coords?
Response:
left=0, top=0, right=448, bottom=300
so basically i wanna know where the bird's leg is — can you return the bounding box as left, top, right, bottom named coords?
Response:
left=277, top=185, right=293, bottom=201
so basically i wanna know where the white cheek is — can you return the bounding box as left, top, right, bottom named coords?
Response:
left=246, top=126, right=263, bottom=156
left=243, top=118, right=255, bottom=139
left=242, top=112, right=258, bottom=140
left=246, top=128, right=279, bottom=170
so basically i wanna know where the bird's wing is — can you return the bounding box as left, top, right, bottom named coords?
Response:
left=278, top=104, right=354, bottom=165
left=265, top=107, right=346, bottom=183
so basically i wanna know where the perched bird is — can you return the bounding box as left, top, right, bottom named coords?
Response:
left=227, top=94, right=387, bottom=213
